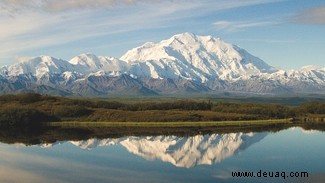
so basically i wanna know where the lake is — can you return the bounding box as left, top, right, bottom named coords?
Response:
left=0, top=126, right=324, bottom=183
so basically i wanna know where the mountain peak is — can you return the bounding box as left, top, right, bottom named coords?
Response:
left=170, top=32, right=222, bottom=44
left=300, top=65, right=322, bottom=71
left=172, top=32, right=196, bottom=40
left=69, top=53, right=128, bottom=75
left=39, top=55, right=56, bottom=59
left=80, top=53, right=98, bottom=58
left=69, top=53, right=98, bottom=65
left=176, top=32, right=195, bottom=37
left=121, top=32, right=274, bottom=82
left=0, top=55, right=72, bottom=78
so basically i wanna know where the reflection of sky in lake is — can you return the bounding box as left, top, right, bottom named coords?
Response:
left=0, top=127, right=324, bottom=183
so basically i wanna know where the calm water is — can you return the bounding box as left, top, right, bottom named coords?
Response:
left=0, top=127, right=324, bottom=183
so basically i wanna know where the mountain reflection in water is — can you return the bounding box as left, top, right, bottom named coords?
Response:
left=36, top=132, right=267, bottom=168
left=1, top=127, right=324, bottom=183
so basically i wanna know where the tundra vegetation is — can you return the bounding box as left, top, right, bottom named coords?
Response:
left=0, top=93, right=324, bottom=126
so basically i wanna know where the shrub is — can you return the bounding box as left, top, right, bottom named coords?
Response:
left=212, top=103, right=291, bottom=119
left=94, top=101, right=125, bottom=109
left=52, top=106, right=93, bottom=118
left=295, top=102, right=325, bottom=115
left=0, top=107, right=59, bottom=127
left=17, top=93, right=42, bottom=104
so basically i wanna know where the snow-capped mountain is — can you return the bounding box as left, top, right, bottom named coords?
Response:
left=40, top=132, right=267, bottom=168
left=0, top=33, right=324, bottom=95
left=0, top=56, right=74, bottom=78
left=122, top=32, right=275, bottom=82
left=69, top=53, right=129, bottom=74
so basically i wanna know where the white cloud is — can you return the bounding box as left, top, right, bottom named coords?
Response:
left=0, top=0, right=171, bottom=13
left=213, top=20, right=278, bottom=32
left=44, top=0, right=165, bottom=12
left=293, top=6, right=325, bottom=24
left=0, top=0, right=285, bottom=12
left=0, top=0, right=286, bottom=65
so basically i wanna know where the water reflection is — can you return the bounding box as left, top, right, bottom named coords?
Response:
left=0, top=146, right=161, bottom=183
left=32, top=132, right=267, bottom=168
left=0, top=127, right=324, bottom=183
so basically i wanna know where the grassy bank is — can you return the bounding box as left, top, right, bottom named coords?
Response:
left=48, top=118, right=294, bottom=127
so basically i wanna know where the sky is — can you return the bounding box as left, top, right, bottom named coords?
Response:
left=0, top=0, right=324, bottom=69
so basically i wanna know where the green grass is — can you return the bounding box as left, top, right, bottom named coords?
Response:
left=48, top=118, right=293, bottom=127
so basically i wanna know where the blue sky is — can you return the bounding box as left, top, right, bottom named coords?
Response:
left=0, top=0, right=324, bottom=69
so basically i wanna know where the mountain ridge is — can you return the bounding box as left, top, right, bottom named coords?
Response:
left=0, top=32, right=324, bottom=96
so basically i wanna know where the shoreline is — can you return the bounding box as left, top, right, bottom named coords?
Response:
left=48, top=118, right=294, bottom=127
left=2, top=120, right=324, bottom=145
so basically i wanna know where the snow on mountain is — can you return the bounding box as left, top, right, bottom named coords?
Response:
left=121, top=32, right=276, bottom=82
left=39, top=132, right=267, bottom=168
left=69, top=53, right=129, bottom=74
left=267, top=66, right=325, bottom=84
left=0, top=32, right=324, bottom=95
left=291, top=66, right=325, bottom=83
left=70, top=138, right=126, bottom=149
left=0, top=56, right=74, bottom=78
left=119, top=133, right=267, bottom=168
left=0, top=53, right=128, bottom=79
